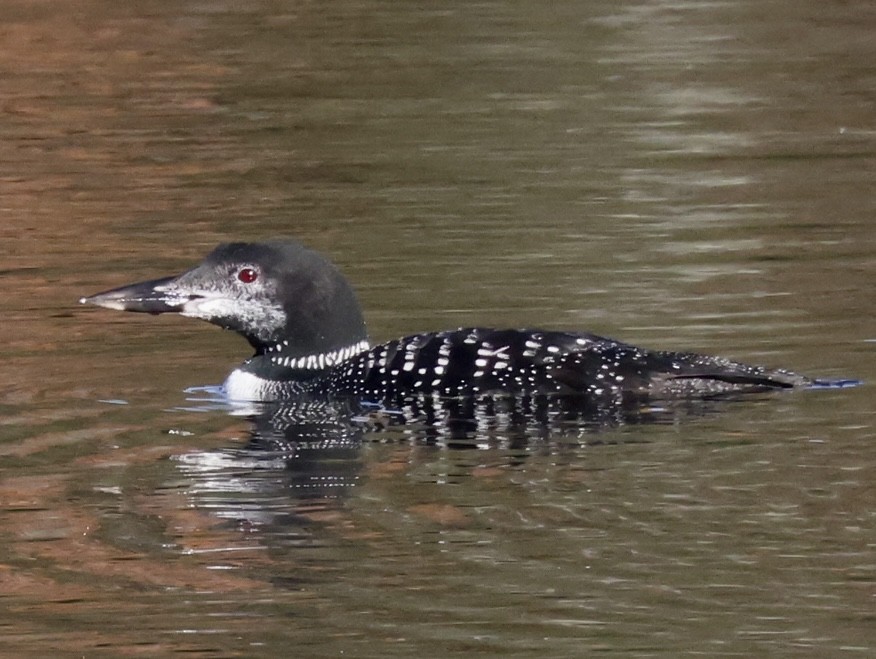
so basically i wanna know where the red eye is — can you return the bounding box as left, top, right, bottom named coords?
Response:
left=237, top=267, right=258, bottom=283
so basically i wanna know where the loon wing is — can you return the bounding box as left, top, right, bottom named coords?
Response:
left=334, top=328, right=807, bottom=400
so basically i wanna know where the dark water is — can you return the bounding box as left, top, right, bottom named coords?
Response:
left=1, top=0, right=874, bottom=655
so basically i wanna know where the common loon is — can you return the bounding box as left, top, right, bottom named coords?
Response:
left=81, top=240, right=828, bottom=405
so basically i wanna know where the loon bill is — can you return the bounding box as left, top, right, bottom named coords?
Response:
left=80, top=240, right=847, bottom=404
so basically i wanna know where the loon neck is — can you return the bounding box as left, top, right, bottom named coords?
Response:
left=253, top=339, right=370, bottom=373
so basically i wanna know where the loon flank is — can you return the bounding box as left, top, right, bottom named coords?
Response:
left=81, top=240, right=825, bottom=404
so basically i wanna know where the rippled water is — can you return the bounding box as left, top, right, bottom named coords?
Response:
left=1, top=0, right=874, bottom=656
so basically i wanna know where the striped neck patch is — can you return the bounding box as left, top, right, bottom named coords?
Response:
left=267, top=340, right=370, bottom=371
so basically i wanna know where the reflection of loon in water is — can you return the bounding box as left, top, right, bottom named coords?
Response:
left=82, top=240, right=856, bottom=439
left=171, top=389, right=726, bottom=524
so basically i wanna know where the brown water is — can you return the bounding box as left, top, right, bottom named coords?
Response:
left=1, top=0, right=874, bottom=656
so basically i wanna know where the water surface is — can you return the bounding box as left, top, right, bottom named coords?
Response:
left=1, top=0, right=874, bottom=656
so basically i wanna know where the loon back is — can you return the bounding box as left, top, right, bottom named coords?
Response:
left=81, top=239, right=813, bottom=404
left=228, top=328, right=807, bottom=403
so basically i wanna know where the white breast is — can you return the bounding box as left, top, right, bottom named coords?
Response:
left=222, top=368, right=276, bottom=402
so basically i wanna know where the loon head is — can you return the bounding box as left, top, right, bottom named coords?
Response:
left=81, top=240, right=368, bottom=358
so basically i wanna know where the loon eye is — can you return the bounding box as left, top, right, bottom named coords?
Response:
left=237, top=267, right=258, bottom=284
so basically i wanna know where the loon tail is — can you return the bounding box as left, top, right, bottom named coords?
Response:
left=644, top=352, right=862, bottom=396
left=649, top=355, right=807, bottom=396
left=805, top=378, right=863, bottom=390
left=554, top=345, right=825, bottom=398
